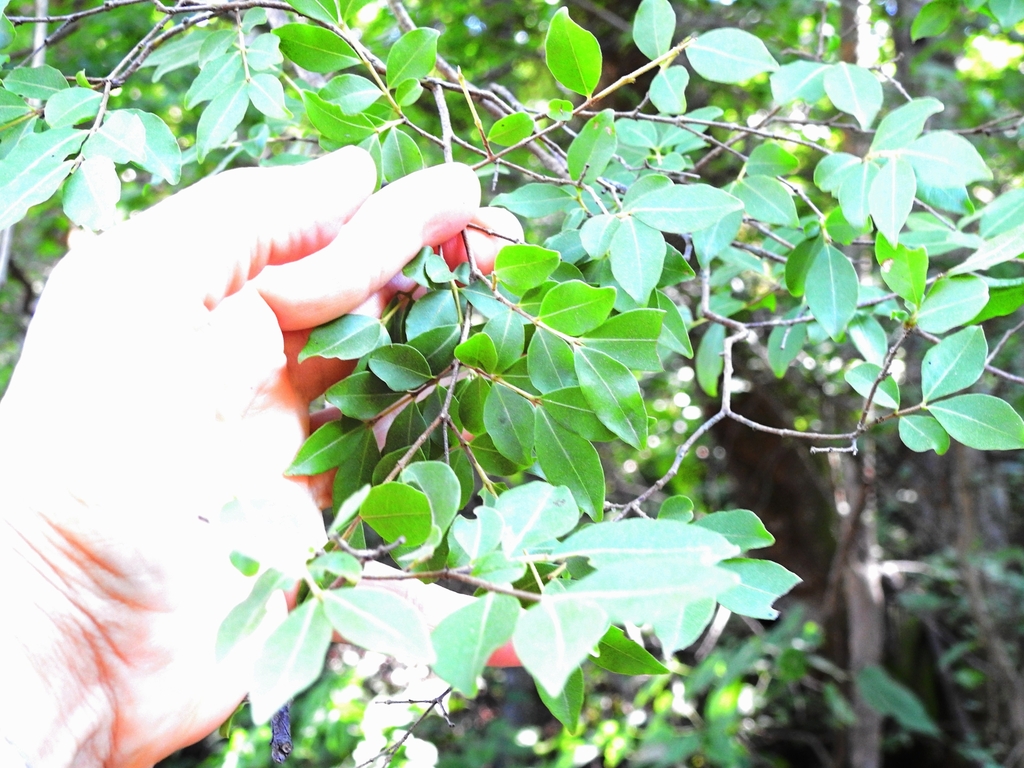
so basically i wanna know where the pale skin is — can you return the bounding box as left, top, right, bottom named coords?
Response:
left=0, top=147, right=522, bottom=768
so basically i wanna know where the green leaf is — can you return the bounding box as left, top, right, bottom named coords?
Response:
left=528, top=330, right=578, bottom=393
left=406, top=289, right=459, bottom=337
left=471, top=433, right=525, bottom=475
left=659, top=495, right=694, bottom=522
left=654, top=290, right=693, bottom=357
left=856, top=666, right=940, bottom=736
left=826, top=206, right=871, bottom=246
left=229, top=550, right=260, bottom=577
left=837, top=159, right=879, bottom=229
left=580, top=214, right=620, bottom=257
left=285, top=0, right=342, bottom=25
left=333, top=428, right=379, bottom=506
left=547, top=98, right=574, bottom=121
left=582, top=309, right=664, bottom=371
left=0, top=129, right=84, bottom=230
left=770, top=60, right=829, bottom=103
left=248, top=73, right=290, bottom=120
left=495, top=244, right=559, bottom=295
left=915, top=275, right=989, bottom=334
left=717, top=558, right=801, bottom=620
left=198, top=29, right=235, bottom=67
left=400, top=461, right=461, bottom=533
left=216, top=568, right=295, bottom=662
left=876, top=234, right=927, bottom=308
left=814, top=152, right=861, bottom=194
left=686, top=28, right=778, bottom=84
left=43, top=87, right=101, bottom=129
left=3, top=65, right=68, bottom=100
left=308, top=550, right=360, bottom=585
left=381, top=127, right=423, bottom=181
left=823, top=63, right=882, bottom=130
left=431, top=594, right=520, bottom=695
left=386, top=27, right=439, bottom=89
left=483, top=310, right=526, bottom=372
left=325, top=372, right=401, bottom=419
left=565, top=558, right=739, bottom=627
left=286, top=420, right=351, bottom=476
left=745, top=143, right=798, bottom=177
left=870, top=97, right=943, bottom=152
left=903, top=131, right=991, bottom=189
left=545, top=7, right=602, bottom=97
left=541, top=387, right=616, bottom=442
left=990, top=0, right=1024, bottom=28
left=249, top=600, right=333, bottom=723
left=911, top=1, right=956, bottom=40
left=328, top=485, right=371, bottom=537
left=492, top=183, right=576, bottom=217
left=537, top=667, right=584, bottom=732
left=123, top=109, right=181, bottom=184
left=483, top=385, right=535, bottom=466
left=410, top=325, right=460, bottom=374
left=633, top=0, right=675, bottom=59
left=555, top=518, right=738, bottom=566
left=320, top=74, right=381, bottom=114
left=302, top=91, right=378, bottom=145
left=63, top=156, right=119, bottom=231
left=538, top=280, right=616, bottom=335
left=928, top=394, right=1024, bottom=450
left=575, top=347, right=647, bottom=449
left=195, top=82, right=248, bottom=162
left=869, top=157, right=916, bottom=246
left=625, top=174, right=744, bottom=234
left=733, top=176, right=798, bottom=227
left=567, top=109, right=616, bottom=181
left=456, top=333, right=498, bottom=373
left=592, top=626, right=668, bottom=675
left=368, top=344, right=433, bottom=390
left=653, top=597, right=715, bottom=654
left=806, top=244, right=858, bottom=341
left=496, top=481, right=579, bottom=554
left=514, top=598, right=609, bottom=697
left=695, top=322, right=725, bottom=396
left=322, top=586, right=435, bottom=663
left=83, top=111, right=146, bottom=164
left=0, top=89, right=30, bottom=124
left=245, top=34, right=283, bottom=72
left=898, top=415, right=950, bottom=455
left=784, top=237, right=820, bottom=297
left=693, top=509, right=775, bottom=551
left=949, top=222, right=1024, bottom=276
left=301, top=314, right=388, bottom=362
left=185, top=52, right=243, bottom=110
left=610, top=216, right=665, bottom=303
left=921, top=326, right=987, bottom=403
left=274, top=24, right=358, bottom=73
left=649, top=66, right=689, bottom=115
left=844, top=362, right=900, bottom=410
left=488, top=112, right=535, bottom=146
left=360, top=482, right=433, bottom=545
left=767, top=317, right=807, bottom=377
left=449, top=506, right=504, bottom=563
left=978, top=188, right=1024, bottom=238
left=534, top=408, right=605, bottom=519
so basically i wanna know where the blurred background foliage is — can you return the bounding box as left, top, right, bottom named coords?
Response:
left=4, top=0, right=1024, bottom=765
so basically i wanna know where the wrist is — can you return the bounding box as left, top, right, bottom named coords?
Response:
left=1, top=498, right=115, bottom=768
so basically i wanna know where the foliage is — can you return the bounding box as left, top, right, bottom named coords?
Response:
left=3, top=0, right=1024, bottom=765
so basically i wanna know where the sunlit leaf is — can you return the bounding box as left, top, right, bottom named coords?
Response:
left=545, top=7, right=602, bottom=96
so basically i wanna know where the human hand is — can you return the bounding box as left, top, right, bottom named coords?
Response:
left=0, top=147, right=521, bottom=768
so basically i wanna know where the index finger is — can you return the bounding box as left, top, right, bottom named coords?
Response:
left=254, top=163, right=482, bottom=331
